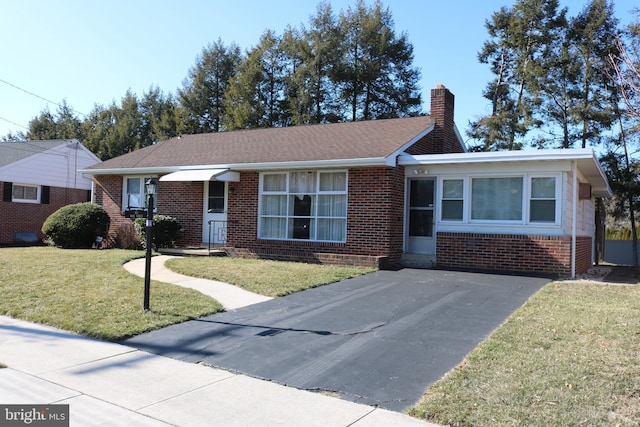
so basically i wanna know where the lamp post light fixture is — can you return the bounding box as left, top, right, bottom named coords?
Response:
left=143, top=178, right=156, bottom=311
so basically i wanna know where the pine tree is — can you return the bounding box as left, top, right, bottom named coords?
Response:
left=178, top=39, right=241, bottom=133
left=224, top=30, right=288, bottom=129
left=334, top=0, right=421, bottom=121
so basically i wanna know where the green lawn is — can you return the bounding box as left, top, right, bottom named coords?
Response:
left=165, top=256, right=376, bottom=297
left=0, top=247, right=223, bottom=341
left=0, top=247, right=374, bottom=340
left=2, top=247, right=639, bottom=424
left=408, top=279, right=640, bottom=426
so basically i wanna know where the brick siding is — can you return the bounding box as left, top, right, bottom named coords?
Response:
left=436, top=232, right=593, bottom=277
left=1, top=181, right=90, bottom=244
left=223, top=168, right=405, bottom=269
left=94, top=175, right=205, bottom=248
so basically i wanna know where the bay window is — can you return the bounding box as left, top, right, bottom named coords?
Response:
left=260, top=171, right=347, bottom=242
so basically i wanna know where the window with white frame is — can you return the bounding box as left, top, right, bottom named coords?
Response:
left=12, top=184, right=39, bottom=203
left=442, top=174, right=559, bottom=224
left=471, top=177, right=523, bottom=221
left=441, top=179, right=464, bottom=221
left=123, top=177, right=157, bottom=211
left=259, top=171, right=347, bottom=242
left=529, top=177, right=556, bottom=222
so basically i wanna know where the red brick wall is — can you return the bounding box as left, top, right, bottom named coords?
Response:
left=575, top=236, right=592, bottom=274
left=436, top=232, right=593, bottom=277
left=93, top=175, right=129, bottom=247
left=93, top=175, right=205, bottom=248
left=158, top=181, right=203, bottom=247
left=1, top=181, right=90, bottom=244
left=224, top=168, right=405, bottom=269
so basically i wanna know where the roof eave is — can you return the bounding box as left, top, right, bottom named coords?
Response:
left=399, top=148, right=611, bottom=197
left=79, top=157, right=392, bottom=176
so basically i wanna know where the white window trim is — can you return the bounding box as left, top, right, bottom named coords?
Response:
left=258, top=170, right=348, bottom=243
left=12, top=183, right=40, bottom=204
left=526, top=174, right=561, bottom=225
left=439, top=177, right=466, bottom=222
left=437, top=173, right=562, bottom=227
left=122, top=176, right=158, bottom=212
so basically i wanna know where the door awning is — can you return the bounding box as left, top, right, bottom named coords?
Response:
left=159, top=169, right=240, bottom=182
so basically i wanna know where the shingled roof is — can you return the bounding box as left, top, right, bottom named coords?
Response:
left=85, top=116, right=434, bottom=173
left=0, top=140, right=75, bottom=168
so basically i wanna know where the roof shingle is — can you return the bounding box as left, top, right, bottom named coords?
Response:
left=87, top=116, right=433, bottom=171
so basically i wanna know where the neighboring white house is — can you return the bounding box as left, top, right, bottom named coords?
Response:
left=0, top=139, right=100, bottom=244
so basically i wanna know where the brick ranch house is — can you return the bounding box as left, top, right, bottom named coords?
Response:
left=1, top=139, right=99, bottom=245
left=81, top=85, right=611, bottom=278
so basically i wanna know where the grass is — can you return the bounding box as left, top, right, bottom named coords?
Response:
left=408, top=280, right=640, bottom=426
left=165, top=256, right=376, bottom=297
left=0, top=247, right=223, bottom=341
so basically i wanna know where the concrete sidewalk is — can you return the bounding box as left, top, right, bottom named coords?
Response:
left=123, top=255, right=272, bottom=310
left=0, top=315, right=435, bottom=426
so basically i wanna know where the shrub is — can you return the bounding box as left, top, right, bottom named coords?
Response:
left=42, top=202, right=110, bottom=249
left=113, top=222, right=142, bottom=250
left=134, top=215, right=181, bottom=249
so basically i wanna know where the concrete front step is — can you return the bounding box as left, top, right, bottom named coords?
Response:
left=401, top=253, right=436, bottom=269
left=158, top=245, right=226, bottom=257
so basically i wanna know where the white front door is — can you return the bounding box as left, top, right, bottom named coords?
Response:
left=202, top=181, right=228, bottom=244
left=406, top=178, right=436, bottom=254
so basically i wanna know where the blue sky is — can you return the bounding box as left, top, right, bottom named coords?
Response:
left=0, top=0, right=637, bottom=144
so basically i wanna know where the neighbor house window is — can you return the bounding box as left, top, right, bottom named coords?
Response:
left=471, top=177, right=523, bottom=221
left=123, top=177, right=157, bottom=211
left=441, top=179, right=464, bottom=221
left=259, top=171, right=347, bottom=242
left=12, top=184, right=39, bottom=203
left=530, top=177, right=556, bottom=222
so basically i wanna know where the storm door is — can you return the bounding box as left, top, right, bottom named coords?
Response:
left=202, top=180, right=228, bottom=244
left=406, top=178, right=435, bottom=254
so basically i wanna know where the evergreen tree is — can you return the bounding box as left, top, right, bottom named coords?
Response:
left=140, top=86, right=181, bottom=142
left=335, top=0, right=421, bottom=121
left=80, top=104, right=113, bottom=160
left=468, top=2, right=560, bottom=150
left=299, top=1, right=343, bottom=123
left=178, top=39, right=241, bottom=133
left=569, top=0, right=619, bottom=149
left=27, top=100, right=82, bottom=141
left=224, top=30, right=288, bottom=129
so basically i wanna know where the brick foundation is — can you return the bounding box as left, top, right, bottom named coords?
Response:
left=436, top=232, right=593, bottom=277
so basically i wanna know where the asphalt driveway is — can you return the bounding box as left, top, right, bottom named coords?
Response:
left=123, top=268, right=548, bottom=412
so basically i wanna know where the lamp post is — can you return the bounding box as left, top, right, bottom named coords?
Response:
left=143, top=178, right=156, bottom=311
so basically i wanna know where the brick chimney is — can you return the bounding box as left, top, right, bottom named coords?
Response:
left=430, top=84, right=461, bottom=153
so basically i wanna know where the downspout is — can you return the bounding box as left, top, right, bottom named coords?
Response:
left=571, top=161, right=577, bottom=279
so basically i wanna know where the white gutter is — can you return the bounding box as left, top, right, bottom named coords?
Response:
left=79, top=157, right=392, bottom=175
left=398, top=148, right=599, bottom=165
left=571, top=160, right=578, bottom=279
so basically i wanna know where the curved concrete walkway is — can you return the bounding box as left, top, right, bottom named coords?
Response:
left=123, top=255, right=272, bottom=310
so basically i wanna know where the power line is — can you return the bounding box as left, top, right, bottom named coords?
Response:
left=0, top=77, right=87, bottom=118
left=0, top=77, right=61, bottom=107
left=0, top=115, right=29, bottom=130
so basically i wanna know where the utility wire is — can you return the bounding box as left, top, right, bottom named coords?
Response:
left=0, top=77, right=62, bottom=109
left=0, top=115, right=29, bottom=130
left=0, top=76, right=87, bottom=117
